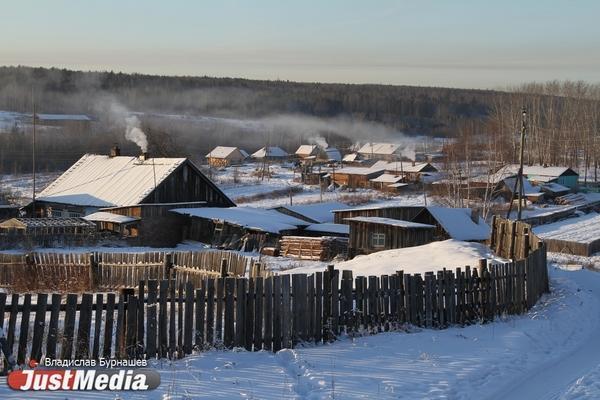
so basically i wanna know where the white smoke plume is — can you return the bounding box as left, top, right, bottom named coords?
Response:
left=124, top=115, right=148, bottom=152
left=308, top=135, right=329, bottom=149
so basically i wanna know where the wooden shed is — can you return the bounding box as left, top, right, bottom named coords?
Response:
left=331, top=166, right=384, bottom=189
left=0, top=217, right=97, bottom=248
left=345, top=216, right=435, bottom=258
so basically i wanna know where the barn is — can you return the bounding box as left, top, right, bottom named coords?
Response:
left=331, top=166, right=385, bottom=189
left=345, top=216, right=435, bottom=257
left=495, top=164, right=579, bottom=189
left=333, top=205, right=425, bottom=224
left=251, top=146, right=289, bottom=160
left=27, top=149, right=234, bottom=217
left=412, top=207, right=490, bottom=242
left=206, top=146, right=249, bottom=167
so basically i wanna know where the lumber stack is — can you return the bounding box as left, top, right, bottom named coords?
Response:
left=279, top=236, right=348, bottom=261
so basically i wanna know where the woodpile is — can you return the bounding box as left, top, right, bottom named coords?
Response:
left=279, top=236, right=348, bottom=261
left=555, top=193, right=586, bottom=205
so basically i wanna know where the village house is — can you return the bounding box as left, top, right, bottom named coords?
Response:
left=345, top=216, right=435, bottom=257
left=381, top=161, right=439, bottom=183
left=206, top=146, right=249, bottom=167
left=357, top=142, right=406, bottom=161
left=412, top=207, right=490, bottom=242
left=495, top=164, right=579, bottom=189
left=29, top=113, right=94, bottom=133
left=331, top=166, right=385, bottom=188
left=333, top=205, right=425, bottom=224
left=251, top=146, right=289, bottom=160
left=27, top=147, right=234, bottom=218
left=295, top=145, right=321, bottom=159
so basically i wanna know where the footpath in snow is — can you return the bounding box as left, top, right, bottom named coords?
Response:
left=1, top=265, right=599, bottom=399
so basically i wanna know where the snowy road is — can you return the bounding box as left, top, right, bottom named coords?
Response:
left=488, top=268, right=600, bottom=400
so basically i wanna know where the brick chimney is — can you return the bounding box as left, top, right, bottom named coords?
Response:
left=109, top=145, right=121, bottom=157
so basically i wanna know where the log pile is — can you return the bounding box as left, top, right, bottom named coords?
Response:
left=279, top=236, right=348, bottom=261
left=555, top=193, right=586, bottom=205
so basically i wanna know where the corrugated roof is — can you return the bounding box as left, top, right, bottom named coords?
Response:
left=345, top=216, right=435, bottom=228
left=37, top=154, right=186, bottom=207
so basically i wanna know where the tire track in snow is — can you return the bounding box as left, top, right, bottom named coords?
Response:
left=487, top=270, right=600, bottom=400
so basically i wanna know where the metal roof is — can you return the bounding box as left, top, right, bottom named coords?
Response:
left=37, top=154, right=186, bottom=207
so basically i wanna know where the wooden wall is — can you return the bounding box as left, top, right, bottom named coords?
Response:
left=334, top=206, right=425, bottom=224
left=348, top=221, right=434, bottom=257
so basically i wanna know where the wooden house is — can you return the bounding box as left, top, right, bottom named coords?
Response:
left=333, top=205, right=425, bottom=224
left=382, top=161, right=438, bottom=183
left=345, top=216, right=435, bottom=257
left=27, top=150, right=234, bottom=217
left=251, top=146, right=289, bottom=160
left=495, top=164, right=579, bottom=189
left=295, top=145, right=321, bottom=159
left=206, top=146, right=249, bottom=167
left=412, top=207, right=490, bottom=242
left=331, top=166, right=385, bottom=189
left=357, top=143, right=405, bottom=161
left=0, top=204, right=19, bottom=222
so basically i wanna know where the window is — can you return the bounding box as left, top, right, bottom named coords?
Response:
left=68, top=212, right=82, bottom=218
left=371, top=233, right=385, bottom=248
left=52, top=210, right=63, bottom=217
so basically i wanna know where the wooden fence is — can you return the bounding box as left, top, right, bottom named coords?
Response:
left=0, top=250, right=253, bottom=292
left=489, top=216, right=543, bottom=260
left=0, top=242, right=548, bottom=373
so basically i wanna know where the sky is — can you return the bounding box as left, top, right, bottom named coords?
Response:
left=1, top=0, right=599, bottom=89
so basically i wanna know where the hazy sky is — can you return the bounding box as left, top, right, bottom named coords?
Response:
left=2, top=0, right=599, bottom=88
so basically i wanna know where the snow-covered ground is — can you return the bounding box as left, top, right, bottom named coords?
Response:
left=0, top=264, right=598, bottom=399
left=534, top=212, right=600, bottom=243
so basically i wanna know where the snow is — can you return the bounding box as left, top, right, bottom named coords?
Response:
left=357, top=142, right=401, bottom=155
left=345, top=216, right=435, bottom=229
left=542, top=182, right=570, bottom=193
left=425, top=206, right=491, bottom=241
left=334, top=166, right=385, bottom=175
left=370, top=173, right=403, bottom=183
left=305, top=223, right=350, bottom=235
left=497, top=164, right=577, bottom=179
left=35, top=113, right=92, bottom=121
left=37, top=154, right=186, bottom=207
left=83, top=211, right=140, bottom=224
left=281, top=239, right=503, bottom=277
left=533, top=212, right=600, bottom=243
left=295, top=144, right=318, bottom=156
left=274, top=201, right=351, bottom=223
left=171, top=206, right=308, bottom=233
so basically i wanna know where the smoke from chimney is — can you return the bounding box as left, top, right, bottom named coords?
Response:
left=125, top=115, right=148, bottom=153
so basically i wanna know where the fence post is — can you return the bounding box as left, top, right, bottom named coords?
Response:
left=221, top=258, right=229, bottom=278
left=164, top=253, right=173, bottom=279
left=90, top=252, right=99, bottom=290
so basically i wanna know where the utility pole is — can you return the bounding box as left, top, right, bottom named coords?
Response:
left=517, top=108, right=527, bottom=221
left=506, top=108, right=528, bottom=220
left=31, top=88, right=36, bottom=217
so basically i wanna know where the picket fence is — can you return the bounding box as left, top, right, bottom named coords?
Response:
left=0, top=242, right=548, bottom=373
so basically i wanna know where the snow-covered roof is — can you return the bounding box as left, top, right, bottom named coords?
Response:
left=274, top=201, right=351, bottom=223
left=496, top=164, right=578, bottom=179
left=533, top=212, right=600, bottom=243
left=83, top=211, right=140, bottom=224
left=37, top=154, right=186, bottom=207
left=325, top=148, right=342, bottom=161
left=388, top=183, right=410, bottom=188
left=345, top=216, right=435, bottom=229
left=171, top=207, right=308, bottom=234
left=370, top=174, right=404, bottom=183
left=503, top=177, right=541, bottom=195
left=424, top=207, right=490, bottom=241
left=206, top=146, right=247, bottom=159
left=382, top=162, right=436, bottom=173
left=295, top=145, right=318, bottom=156
left=334, top=166, right=385, bottom=176
left=342, top=153, right=359, bottom=162
left=305, top=223, right=350, bottom=235
left=251, top=147, right=288, bottom=158
left=357, top=143, right=401, bottom=155
left=541, top=183, right=570, bottom=193
left=36, top=113, right=93, bottom=121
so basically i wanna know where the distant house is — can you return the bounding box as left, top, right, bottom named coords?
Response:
left=30, top=113, right=94, bottom=132
left=345, top=216, right=435, bottom=257
left=206, top=146, right=248, bottom=167
left=331, top=166, right=385, bottom=188
left=324, top=148, right=342, bottom=162
left=369, top=173, right=408, bottom=192
left=381, top=161, right=438, bottom=183
left=357, top=143, right=406, bottom=161
left=412, top=207, right=490, bottom=242
left=295, top=145, right=321, bottom=159
left=495, top=164, right=579, bottom=189
left=251, top=146, right=289, bottom=160
left=0, top=217, right=97, bottom=248
left=28, top=148, right=234, bottom=217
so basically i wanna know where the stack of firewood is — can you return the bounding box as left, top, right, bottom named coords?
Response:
left=279, top=236, right=348, bottom=261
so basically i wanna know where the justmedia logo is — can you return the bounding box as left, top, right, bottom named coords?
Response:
left=7, top=359, right=161, bottom=391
